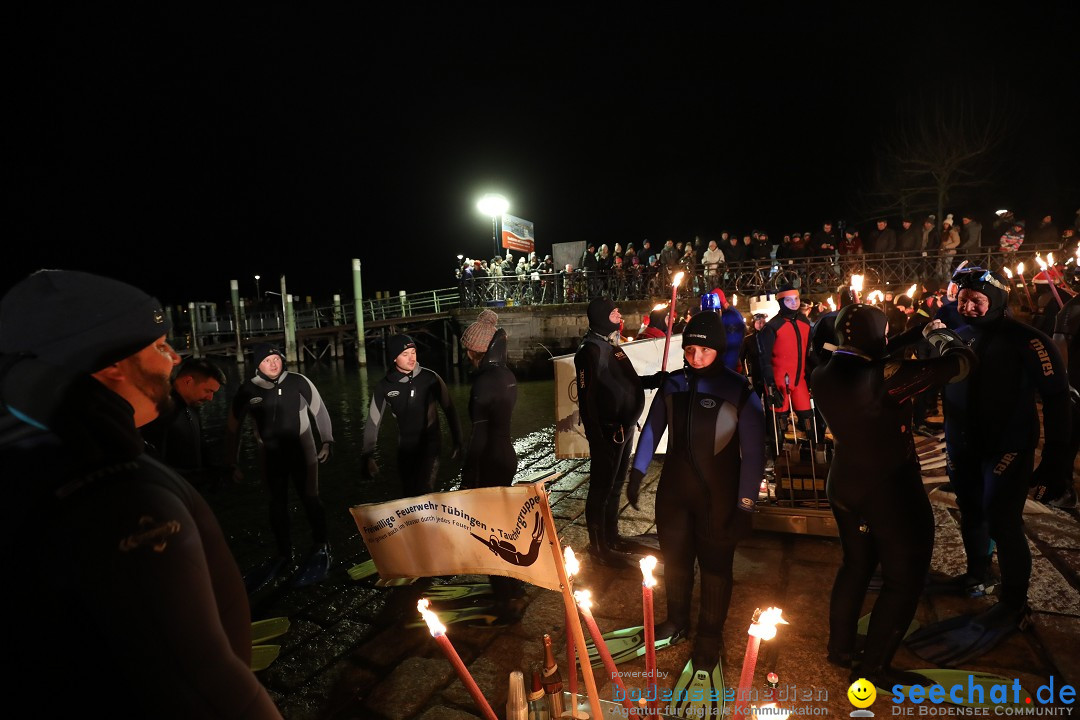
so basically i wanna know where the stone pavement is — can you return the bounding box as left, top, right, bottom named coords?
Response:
left=249, top=445, right=1080, bottom=720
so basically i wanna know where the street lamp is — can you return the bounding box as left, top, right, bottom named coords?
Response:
left=254, top=274, right=261, bottom=299
left=477, top=193, right=509, bottom=260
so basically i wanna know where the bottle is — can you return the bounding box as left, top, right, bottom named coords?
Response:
left=528, top=670, right=550, bottom=720
left=507, top=670, right=528, bottom=720
left=541, top=633, right=565, bottom=718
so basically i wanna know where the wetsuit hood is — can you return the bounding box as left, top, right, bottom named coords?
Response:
left=647, top=307, right=669, bottom=334
left=953, top=267, right=1009, bottom=326
left=834, top=303, right=888, bottom=360
left=587, top=298, right=620, bottom=335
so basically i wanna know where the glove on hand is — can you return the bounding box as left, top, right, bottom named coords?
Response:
left=627, top=468, right=645, bottom=510
left=767, top=385, right=785, bottom=410
left=641, top=370, right=669, bottom=390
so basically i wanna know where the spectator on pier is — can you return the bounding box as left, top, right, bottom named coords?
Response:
left=1028, top=215, right=1059, bottom=246
left=960, top=214, right=982, bottom=251
left=838, top=227, right=862, bottom=256
left=0, top=270, right=282, bottom=719
left=897, top=217, right=920, bottom=253
left=702, top=240, right=725, bottom=288
left=725, top=234, right=748, bottom=264
left=999, top=220, right=1025, bottom=252
left=751, top=232, right=773, bottom=261
left=809, top=224, right=838, bottom=257
left=227, top=343, right=335, bottom=589
left=141, top=357, right=228, bottom=489
left=870, top=218, right=897, bottom=254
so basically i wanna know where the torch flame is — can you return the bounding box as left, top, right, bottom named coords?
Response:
left=1004, top=267, right=1013, bottom=279
left=652, top=303, right=668, bottom=312
left=1017, top=262, right=1025, bottom=275
left=826, top=296, right=836, bottom=311
left=1035, top=253, right=1048, bottom=271
left=867, top=290, right=884, bottom=305
left=850, top=274, right=863, bottom=292
left=672, top=271, right=685, bottom=288
left=418, top=598, right=446, bottom=636
left=574, top=589, right=592, bottom=612
left=1048, top=252, right=1056, bottom=266
left=732, top=293, right=738, bottom=307
left=749, top=606, right=788, bottom=641
left=906, top=283, right=918, bottom=299
left=564, top=546, right=579, bottom=578
left=640, top=555, right=658, bottom=589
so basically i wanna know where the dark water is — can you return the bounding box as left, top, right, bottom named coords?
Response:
left=195, top=358, right=558, bottom=568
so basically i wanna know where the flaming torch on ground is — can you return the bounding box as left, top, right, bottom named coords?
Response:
left=1036, top=253, right=1065, bottom=309
left=733, top=607, right=788, bottom=718
left=417, top=599, right=498, bottom=720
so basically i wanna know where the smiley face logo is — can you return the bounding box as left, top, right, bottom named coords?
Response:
left=848, top=678, right=876, bottom=708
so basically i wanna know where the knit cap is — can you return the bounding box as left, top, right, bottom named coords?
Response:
left=462, top=309, right=499, bottom=352
left=0, top=269, right=171, bottom=373
left=386, top=334, right=416, bottom=360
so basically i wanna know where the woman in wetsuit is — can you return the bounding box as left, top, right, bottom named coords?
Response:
left=810, top=303, right=975, bottom=686
left=461, top=309, right=523, bottom=621
left=361, top=333, right=463, bottom=496
left=628, top=311, right=766, bottom=676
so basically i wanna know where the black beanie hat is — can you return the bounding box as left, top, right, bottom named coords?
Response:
left=835, top=304, right=888, bottom=360
left=386, top=334, right=416, bottom=360
left=587, top=298, right=619, bottom=334
left=953, top=267, right=1009, bottom=325
left=252, top=343, right=285, bottom=367
left=682, top=311, right=726, bottom=353
left=0, top=269, right=171, bottom=373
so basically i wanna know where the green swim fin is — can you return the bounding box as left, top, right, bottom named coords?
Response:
left=668, top=657, right=725, bottom=719
left=856, top=613, right=920, bottom=637
left=905, top=603, right=1031, bottom=668
left=580, top=625, right=686, bottom=668
left=375, top=576, right=419, bottom=587
left=405, top=606, right=502, bottom=628
left=251, top=617, right=290, bottom=645
left=875, top=669, right=1032, bottom=708
left=250, top=644, right=280, bottom=672
left=347, top=559, right=378, bottom=581
left=424, top=583, right=493, bottom=601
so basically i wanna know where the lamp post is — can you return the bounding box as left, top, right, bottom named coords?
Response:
left=477, top=193, right=509, bottom=260
left=254, top=274, right=261, bottom=300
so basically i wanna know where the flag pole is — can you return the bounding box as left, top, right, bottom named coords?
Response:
left=535, top=481, right=604, bottom=720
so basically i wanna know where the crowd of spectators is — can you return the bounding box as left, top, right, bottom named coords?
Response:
left=456, top=210, right=1080, bottom=308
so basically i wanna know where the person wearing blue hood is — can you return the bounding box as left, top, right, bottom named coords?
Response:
left=226, top=342, right=334, bottom=590
left=811, top=303, right=975, bottom=687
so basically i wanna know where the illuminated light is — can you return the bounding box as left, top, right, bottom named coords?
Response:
left=850, top=274, right=863, bottom=292
left=732, top=293, right=738, bottom=307
left=564, top=546, right=579, bottom=578
left=827, top=296, right=836, bottom=311
left=906, top=283, right=917, bottom=299
left=672, top=271, right=685, bottom=287
left=418, top=598, right=446, bottom=636
left=1004, top=267, right=1013, bottom=279
left=639, top=555, right=659, bottom=589
left=476, top=193, right=509, bottom=216
left=652, top=303, right=668, bottom=312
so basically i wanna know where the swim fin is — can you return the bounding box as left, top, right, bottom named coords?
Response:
left=293, top=545, right=331, bottom=587
left=424, top=583, right=493, bottom=601
left=875, top=669, right=1032, bottom=708
left=250, top=644, right=280, bottom=672
left=375, top=576, right=419, bottom=587
left=581, top=624, right=687, bottom=668
left=251, top=617, right=291, bottom=645
left=404, top=606, right=504, bottom=628
left=856, top=613, right=919, bottom=637
left=668, top=657, right=725, bottom=719
left=347, top=559, right=377, bottom=581
left=905, top=603, right=1031, bottom=667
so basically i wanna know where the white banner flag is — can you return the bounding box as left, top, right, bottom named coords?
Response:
left=349, top=480, right=562, bottom=591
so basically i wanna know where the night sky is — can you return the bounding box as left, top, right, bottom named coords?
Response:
left=9, top=5, right=1079, bottom=306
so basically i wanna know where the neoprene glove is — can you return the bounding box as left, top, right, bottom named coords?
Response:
left=641, top=370, right=669, bottom=390
left=766, top=384, right=785, bottom=410
left=317, top=442, right=333, bottom=464
left=1030, top=442, right=1071, bottom=502
left=627, top=468, right=645, bottom=510
left=361, top=454, right=379, bottom=479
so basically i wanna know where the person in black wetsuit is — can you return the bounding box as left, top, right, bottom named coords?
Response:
left=575, top=298, right=665, bottom=569
left=628, top=311, right=766, bottom=669
left=0, top=270, right=281, bottom=719
left=931, top=269, right=1072, bottom=610
left=141, top=357, right=228, bottom=488
left=361, top=333, right=462, bottom=496
left=226, top=344, right=335, bottom=587
left=811, top=303, right=976, bottom=687
left=460, top=309, right=525, bottom=620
